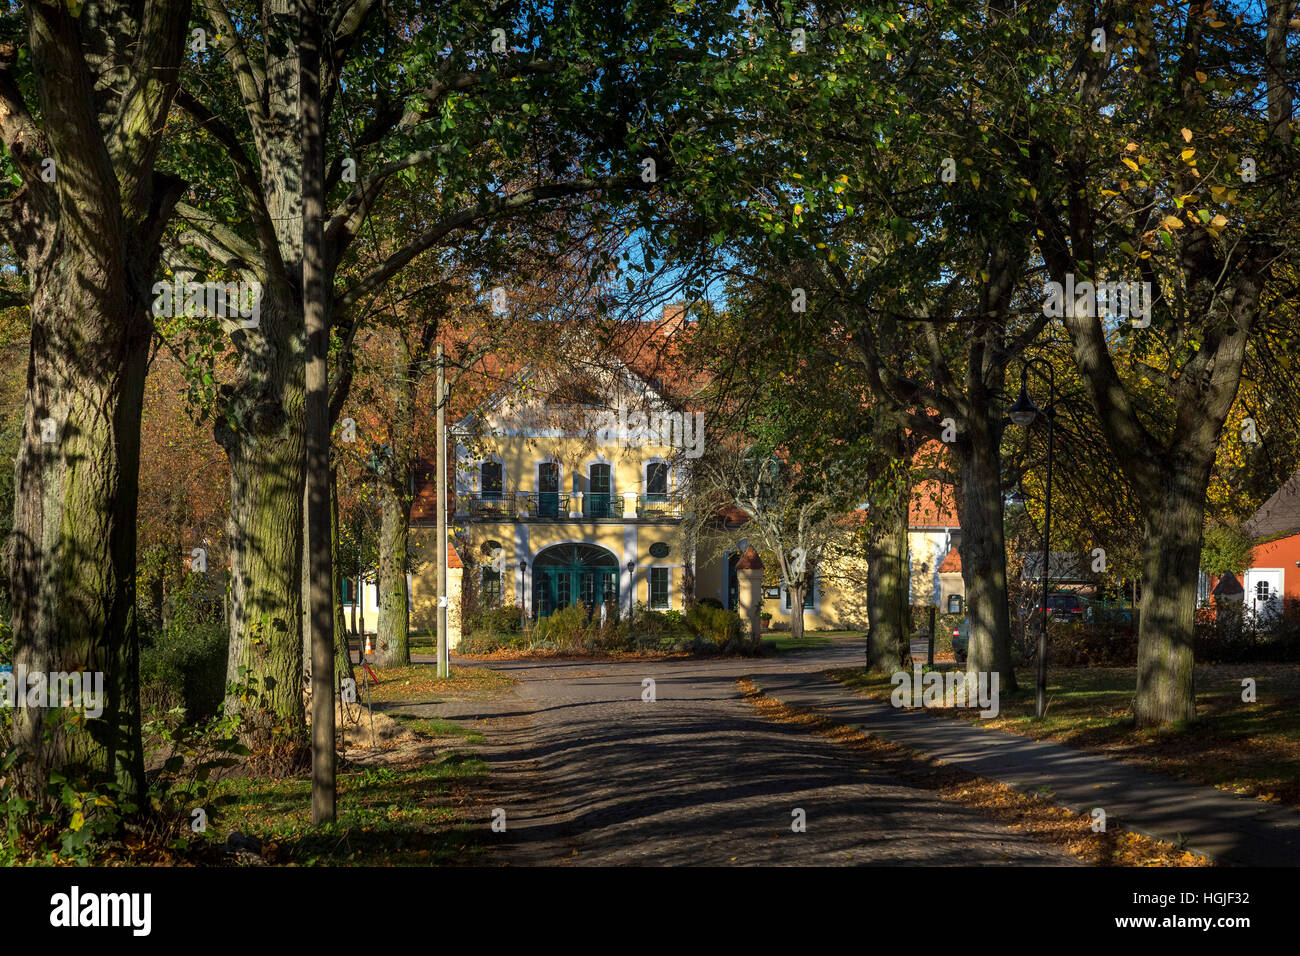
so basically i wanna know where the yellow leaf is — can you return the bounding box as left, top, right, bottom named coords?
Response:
left=1122, top=158, right=1140, bottom=172
left=1210, top=213, right=1228, bottom=228
left=1181, top=128, right=1193, bottom=142
left=1160, top=214, right=1185, bottom=231
left=1195, top=70, right=1208, bottom=83
left=1181, top=148, right=1195, bottom=161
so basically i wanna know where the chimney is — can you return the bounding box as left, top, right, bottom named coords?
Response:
left=660, top=302, right=690, bottom=335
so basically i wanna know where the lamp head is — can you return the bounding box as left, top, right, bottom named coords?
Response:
left=1008, top=376, right=1039, bottom=426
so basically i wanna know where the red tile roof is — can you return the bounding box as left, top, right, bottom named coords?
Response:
left=937, top=546, right=962, bottom=573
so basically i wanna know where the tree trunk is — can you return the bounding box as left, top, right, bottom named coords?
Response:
left=218, top=286, right=307, bottom=736
left=789, top=579, right=806, bottom=640
left=1133, top=465, right=1210, bottom=727
left=954, top=423, right=1018, bottom=692
left=331, top=470, right=354, bottom=685
left=374, top=478, right=412, bottom=667
left=867, top=489, right=911, bottom=673
left=3, top=0, right=187, bottom=817
left=9, top=273, right=152, bottom=806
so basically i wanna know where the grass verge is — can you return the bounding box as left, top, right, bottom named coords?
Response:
left=828, top=663, right=1300, bottom=808
left=206, top=749, right=487, bottom=865
left=360, top=663, right=518, bottom=704
left=761, top=633, right=836, bottom=653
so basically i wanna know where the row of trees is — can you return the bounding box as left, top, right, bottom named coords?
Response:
left=0, top=0, right=708, bottom=818
left=656, top=0, right=1300, bottom=726
left=1, top=0, right=1297, bottom=837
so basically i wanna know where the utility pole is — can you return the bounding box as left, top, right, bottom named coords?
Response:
left=300, top=0, right=335, bottom=823
left=436, top=343, right=450, bottom=678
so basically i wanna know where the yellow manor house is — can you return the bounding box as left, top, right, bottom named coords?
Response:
left=398, top=310, right=964, bottom=647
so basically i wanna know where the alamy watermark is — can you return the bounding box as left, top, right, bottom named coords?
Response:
left=0, top=666, right=104, bottom=718
left=152, top=278, right=262, bottom=328
left=594, top=408, right=705, bottom=459
left=890, top=663, right=1000, bottom=718
left=1043, top=274, right=1152, bottom=327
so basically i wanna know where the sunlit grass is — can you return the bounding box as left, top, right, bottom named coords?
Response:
left=829, top=663, right=1300, bottom=807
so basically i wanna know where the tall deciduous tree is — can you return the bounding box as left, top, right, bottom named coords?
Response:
left=166, top=0, right=691, bottom=730
left=0, top=0, right=188, bottom=808
left=1020, top=0, right=1299, bottom=725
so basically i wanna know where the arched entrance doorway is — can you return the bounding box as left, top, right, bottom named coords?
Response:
left=532, top=543, right=620, bottom=619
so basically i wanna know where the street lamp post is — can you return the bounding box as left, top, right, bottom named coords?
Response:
left=1008, top=358, right=1056, bottom=720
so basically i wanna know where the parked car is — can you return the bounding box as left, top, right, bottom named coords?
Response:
left=1026, top=592, right=1086, bottom=622
left=952, top=617, right=969, bottom=662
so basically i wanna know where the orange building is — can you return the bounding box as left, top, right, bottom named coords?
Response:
left=1241, top=470, right=1300, bottom=619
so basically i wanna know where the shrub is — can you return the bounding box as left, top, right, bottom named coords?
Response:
left=697, top=597, right=724, bottom=610
left=468, top=603, right=524, bottom=636
left=140, top=621, right=228, bottom=722
left=457, top=631, right=529, bottom=654
left=932, top=612, right=962, bottom=654
left=1043, top=621, right=1138, bottom=667
left=1195, top=599, right=1300, bottom=663
left=686, top=604, right=744, bottom=648
left=139, top=576, right=228, bottom=722
left=530, top=604, right=592, bottom=651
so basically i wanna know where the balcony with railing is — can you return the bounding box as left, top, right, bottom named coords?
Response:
left=461, top=491, right=685, bottom=521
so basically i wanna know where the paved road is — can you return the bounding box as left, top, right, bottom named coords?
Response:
left=409, top=639, right=1076, bottom=865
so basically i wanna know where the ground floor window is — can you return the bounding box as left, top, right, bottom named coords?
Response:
left=482, top=567, right=503, bottom=606
left=784, top=580, right=815, bottom=609
left=649, top=567, right=671, bottom=610
left=947, top=594, right=962, bottom=614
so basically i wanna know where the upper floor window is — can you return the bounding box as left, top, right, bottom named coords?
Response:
left=948, top=594, right=963, bottom=614
left=586, top=462, right=613, bottom=518
left=646, top=461, right=669, bottom=501
left=537, top=462, right=560, bottom=518
left=481, top=461, right=503, bottom=499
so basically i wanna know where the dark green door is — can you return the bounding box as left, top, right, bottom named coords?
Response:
left=538, top=462, right=559, bottom=518
left=531, top=544, right=620, bottom=618
left=586, top=463, right=611, bottom=518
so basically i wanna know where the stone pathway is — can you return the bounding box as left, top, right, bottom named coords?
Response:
left=750, top=668, right=1300, bottom=866
left=404, top=643, right=1077, bottom=865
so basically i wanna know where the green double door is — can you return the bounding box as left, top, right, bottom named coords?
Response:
left=533, top=567, right=619, bottom=617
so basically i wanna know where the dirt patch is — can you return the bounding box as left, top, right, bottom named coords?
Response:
left=311, top=701, right=447, bottom=769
